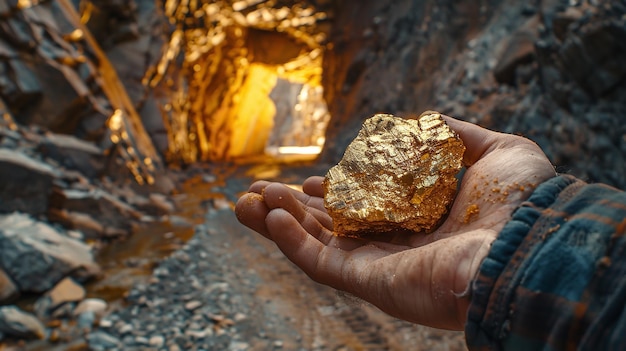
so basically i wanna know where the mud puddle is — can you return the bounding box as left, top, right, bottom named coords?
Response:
left=89, top=166, right=236, bottom=304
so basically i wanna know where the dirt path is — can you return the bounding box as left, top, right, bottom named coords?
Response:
left=89, top=166, right=467, bottom=350
left=210, top=207, right=467, bottom=350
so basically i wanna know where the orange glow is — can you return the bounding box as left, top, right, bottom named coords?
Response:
left=276, top=146, right=322, bottom=155
left=56, top=0, right=162, bottom=185
left=17, top=0, right=38, bottom=9
left=228, top=64, right=277, bottom=159
left=150, top=0, right=331, bottom=164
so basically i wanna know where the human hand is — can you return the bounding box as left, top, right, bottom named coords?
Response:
left=235, top=116, right=555, bottom=330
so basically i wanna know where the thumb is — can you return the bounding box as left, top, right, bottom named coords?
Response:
left=443, top=115, right=527, bottom=167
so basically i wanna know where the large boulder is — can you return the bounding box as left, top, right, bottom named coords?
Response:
left=0, top=213, right=100, bottom=293
left=0, top=148, right=59, bottom=216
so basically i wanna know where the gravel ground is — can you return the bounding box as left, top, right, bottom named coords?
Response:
left=88, top=166, right=467, bottom=351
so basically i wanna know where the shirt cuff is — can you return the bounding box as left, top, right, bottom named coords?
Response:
left=465, top=174, right=626, bottom=350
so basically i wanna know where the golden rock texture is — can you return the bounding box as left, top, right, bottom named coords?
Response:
left=323, top=112, right=465, bottom=237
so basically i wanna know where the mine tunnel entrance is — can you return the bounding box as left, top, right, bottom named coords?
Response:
left=151, top=0, right=332, bottom=164
left=221, top=60, right=331, bottom=161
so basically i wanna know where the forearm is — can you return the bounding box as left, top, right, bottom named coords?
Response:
left=466, top=175, right=626, bottom=350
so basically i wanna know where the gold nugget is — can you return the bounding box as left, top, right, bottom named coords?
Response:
left=323, top=112, right=465, bottom=237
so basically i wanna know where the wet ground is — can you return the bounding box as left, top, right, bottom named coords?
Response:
left=87, top=161, right=468, bottom=350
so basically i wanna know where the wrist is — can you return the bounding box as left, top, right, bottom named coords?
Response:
left=453, top=229, right=497, bottom=329
left=465, top=175, right=585, bottom=347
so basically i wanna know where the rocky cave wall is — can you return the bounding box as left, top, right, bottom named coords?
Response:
left=1, top=0, right=624, bottom=186
left=0, top=0, right=165, bottom=184
left=0, top=0, right=177, bottom=311
left=321, top=0, right=626, bottom=190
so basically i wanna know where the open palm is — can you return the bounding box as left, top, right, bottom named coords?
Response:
left=236, top=116, right=555, bottom=330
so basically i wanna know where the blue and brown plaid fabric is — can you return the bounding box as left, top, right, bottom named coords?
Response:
left=466, top=175, right=626, bottom=350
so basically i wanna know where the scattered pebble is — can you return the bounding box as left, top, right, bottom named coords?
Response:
left=87, top=331, right=121, bottom=351
left=184, top=300, right=203, bottom=311
left=74, top=298, right=108, bottom=319
left=150, top=335, right=165, bottom=347
left=0, top=306, right=45, bottom=340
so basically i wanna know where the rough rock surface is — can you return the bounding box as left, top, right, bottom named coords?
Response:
left=50, top=187, right=142, bottom=237
left=322, top=0, right=626, bottom=190
left=2, top=0, right=164, bottom=134
left=0, top=268, right=19, bottom=303
left=0, top=306, right=45, bottom=340
left=0, top=118, right=174, bottom=348
left=0, top=148, right=59, bottom=215
left=0, top=213, right=100, bottom=293
left=0, top=1, right=187, bottom=347
left=324, top=113, right=464, bottom=236
left=0, top=0, right=163, bottom=183
left=37, top=133, right=104, bottom=178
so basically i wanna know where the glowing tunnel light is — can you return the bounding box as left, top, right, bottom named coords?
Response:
left=276, top=146, right=323, bottom=155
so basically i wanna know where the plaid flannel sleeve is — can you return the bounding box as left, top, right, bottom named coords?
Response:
left=465, top=175, right=626, bottom=351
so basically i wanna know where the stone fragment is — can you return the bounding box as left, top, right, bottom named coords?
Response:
left=494, top=21, right=538, bottom=85
left=98, top=318, right=113, bottom=328
left=47, top=209, right=105, bottom=239
left=88, top=331, right=122, bottom=351
left=34, top=277, right=86, bottom=318
left=0, top=58, right=42, bottom=111
left=73, top=298, right=108, bottom=319
left=323, top=112, right=465, bottom=237
left=50, top=303, right=74, bottom=319
left=0, top=306, right=45, bottom=340
left=149, top=335, right=165, bottom=347
left=0, top=268, right=19, bottom=303
left=37, top=133, right=104, bottom=178
left=0, top=148, right=59, bottom=215
left=49, top=187, right=142, bottom=236
left=0, top=213, right=100, bottom=293
left=129, top=193, right=175, bottom=217
left=184, top=300, right=203, bottom=311
left=559, top=20, right=626, bottom=97
left=77, top=310, right=96, bottom=329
